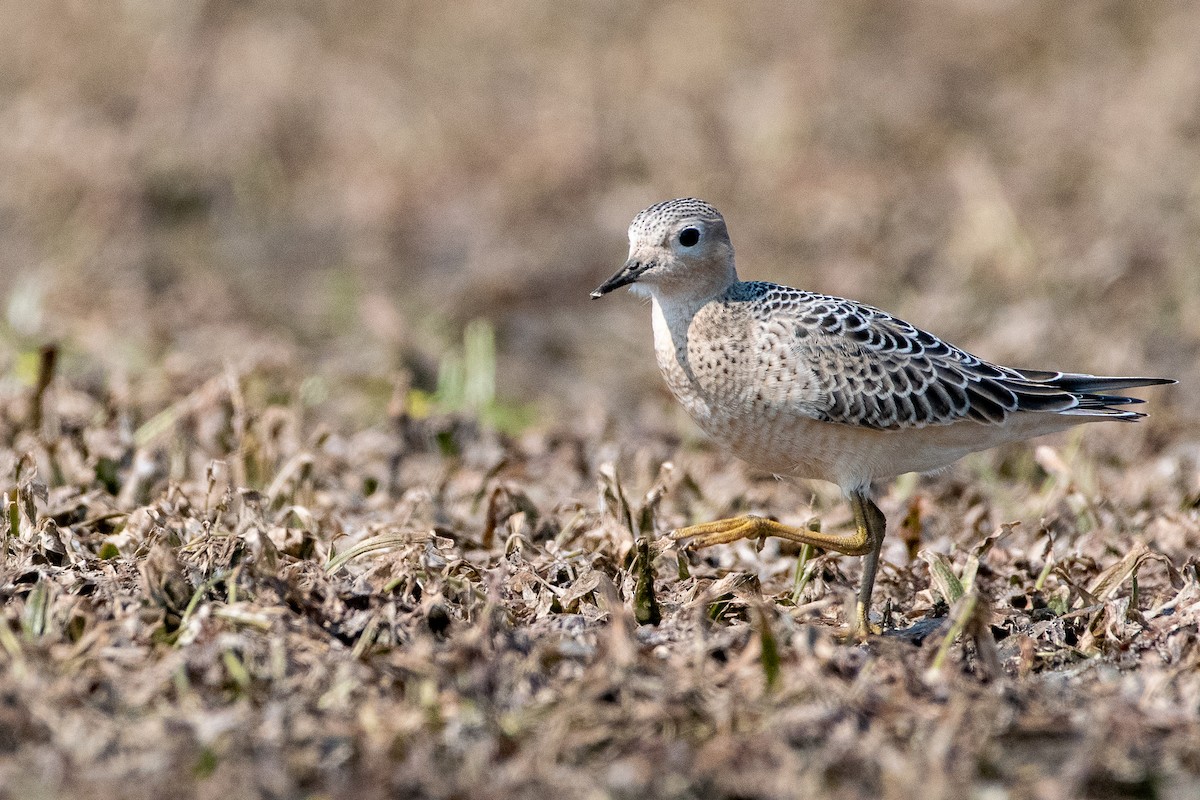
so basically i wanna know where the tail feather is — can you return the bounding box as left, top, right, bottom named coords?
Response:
left=1079, top=394, right=1144, bottom=407
left=1014, top=369, right=1175, bottom=393
left=1004, top=370, right=1174, bottom=422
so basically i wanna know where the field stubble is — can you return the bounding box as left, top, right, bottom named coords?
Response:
left=0, top=349, right=1198, bottom=799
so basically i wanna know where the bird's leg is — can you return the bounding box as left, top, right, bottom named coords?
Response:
left=848, top=490, right=886, bottom=639
left=671, top=488, right=887, bottom=638
left=669, top=514, right=875, bottom=555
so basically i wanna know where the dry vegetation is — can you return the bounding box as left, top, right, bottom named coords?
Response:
left=2, top=2, right=1200, bottom=798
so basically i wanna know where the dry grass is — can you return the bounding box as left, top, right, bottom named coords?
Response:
left=2, top=1, right=1200, bottom=798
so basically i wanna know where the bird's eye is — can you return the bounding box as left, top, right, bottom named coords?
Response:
left=678, top=227, right=700, bottom=247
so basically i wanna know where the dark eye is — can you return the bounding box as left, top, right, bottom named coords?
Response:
left=678, top=227, right=700, bottom=247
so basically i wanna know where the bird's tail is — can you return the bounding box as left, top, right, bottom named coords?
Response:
left=1010, top=369, right=1175, bottom=420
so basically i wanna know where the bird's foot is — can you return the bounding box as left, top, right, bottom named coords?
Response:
left=671, top=504, right=886, bottom=642
left=845, top=600, right=883, bottom=640
left=669, top=514, right=774, bottom=550
left=670, top=515, right=874, bottom=556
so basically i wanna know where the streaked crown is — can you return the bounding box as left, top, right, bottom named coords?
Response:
left=629, top=198, right=725, bottom=242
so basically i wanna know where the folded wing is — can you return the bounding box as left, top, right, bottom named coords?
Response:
left=760, top=287, right=1173, bottom=431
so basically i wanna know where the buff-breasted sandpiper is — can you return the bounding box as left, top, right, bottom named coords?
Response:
left=592, top=197, right=1174, bottom=638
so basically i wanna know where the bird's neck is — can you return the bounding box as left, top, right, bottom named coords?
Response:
left=650, top=260, right=738, bottom=310
left=649, top=283, right=727, bottom=359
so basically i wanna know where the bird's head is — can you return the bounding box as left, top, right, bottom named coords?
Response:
left=592, top=198, right=736, bottom=302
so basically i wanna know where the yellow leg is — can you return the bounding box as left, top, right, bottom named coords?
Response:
left=672, top=489, right=887, bottom=638
left=849, top=491, right=886, bottom=639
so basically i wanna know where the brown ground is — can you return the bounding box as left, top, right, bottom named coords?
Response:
left=2, top=2, right=1199, bottom=798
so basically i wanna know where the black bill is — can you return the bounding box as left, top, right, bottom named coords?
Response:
left=591, top=259, right=650, bottom=298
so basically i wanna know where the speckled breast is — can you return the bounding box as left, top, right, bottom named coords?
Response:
left=651, top=295, right=834, bottom=479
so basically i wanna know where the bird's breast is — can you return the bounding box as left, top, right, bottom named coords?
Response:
left=650, top=297, right=832, bottom=476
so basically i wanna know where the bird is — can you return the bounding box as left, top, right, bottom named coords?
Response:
left=591, top=197, right=1174, bottom=638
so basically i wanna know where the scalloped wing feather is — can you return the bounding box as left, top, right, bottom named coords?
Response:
left=744, top=284, right=1171, bottom=431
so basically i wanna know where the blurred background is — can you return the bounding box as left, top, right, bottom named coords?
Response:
left=1, top=0, right=1197, bottom=431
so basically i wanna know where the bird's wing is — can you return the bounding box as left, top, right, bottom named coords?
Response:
left=755, top=286, right=1165, bottom=430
